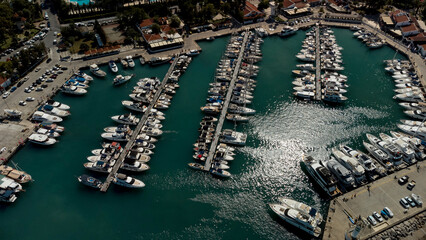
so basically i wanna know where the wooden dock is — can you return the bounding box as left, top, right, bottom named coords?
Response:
left=100, top=58, right=179, bottom=192
left=203, top=32, right=249, bottom=171
left=315, top=25, right=322, bottom=101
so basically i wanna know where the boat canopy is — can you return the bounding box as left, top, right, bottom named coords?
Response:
left=309, top=208, right=317, bottom=217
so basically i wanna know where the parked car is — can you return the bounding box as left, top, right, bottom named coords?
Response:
left=19, top=101, right=26, bottom=106
left=24, top=88, right=32, bottom=93
left=367, top=215, right=377, bottom=226
left=398, top=175, right=409, bottom=185
left=2, top=92, right=10, bottom=99
left=407, top=180, right=416, bottom=190
left=400, top=198, right=410, bottom=209
left=405, top=196, right=416, bottom=207
left=10, top=86, right=17, bottom=92
left=373, top=211, right=384, bottom=222
left=46, top=58, right=52, bottom=63
left=383, top=207, right=394, bottom=218
left=380, top=210, right=389, bottom=220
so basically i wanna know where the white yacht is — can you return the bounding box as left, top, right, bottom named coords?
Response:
left=39, top=105, right=70, bottom=118
left=141, top=126, right=163, bottom=137
left=339, top=145, right=377, bottom=173
left=0, top=175, right=21, bottom=203
left=367, top=133, right=404, bottom=166
left=399, top=102, right=425, bottom=110
left=108, top=60, right=118, bottom=73
left=101, top=132, right=129, bottom=142
left=188, top=162, right=206, bottom=171
left=332, top=148, right=366, bottom=185
left=209, top=168, right=231, bottom=178
left=404, top=110, right=426, bottom=120
left=277, top=198, right=323, bottom=224
left=89, top=64, right=106, bottom=77
left=28, top=133, right=56, bottom=146
left=112, top=173, right=145, bottom=188
left=122, top=100, right=147, bottom=112
left=363, top=141, right=393, bottom=170
left=61, top=85, right=87, bottom=95
left=279, top=26, right=298, bottom=37
left=121, top=160, right=150, bottom=172
left=45, top=100, right=70, bottom=110
left=37, top=128, right=60, bottom=138
left=83, top=161, right=113, bottom=173
left=186, top=49, right=201, bottom=56
left=220, top=129, right=247, bottom=146
left=302, top=155, right=340, bottom=198
left=322, top=90, right=347, bottom=103
left=269, top=202, right=322, bottom=237
left=380, top=133, right=416, bottom=165
left=397, top=124, right=426, bottom=140
left=294, top=91, right=314, bottom=100
left=111, top=114, right=140, bottom=125
left=113, top=74, right=134, bottom=86
left=324, top=157, right=356, bottom=189
left=395, top=92, right=425, bottom=103
left=32, top=111, right=63, bottom=123
left=126, top=56, right=135, bottom=68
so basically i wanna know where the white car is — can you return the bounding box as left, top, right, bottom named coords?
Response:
left=24, top=88, right=32, bottom=93
left=19, top=101, right=26, bottom=106
left=35, top=67, right=41, bottom=72
left=35, top=87, right=43, bottom=92
left=26, top=97, right=35, bottom=102
left=2, top=92, right=10, bottom=98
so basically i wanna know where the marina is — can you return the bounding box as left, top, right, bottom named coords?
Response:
left=0, top=25, right=424, bottom=239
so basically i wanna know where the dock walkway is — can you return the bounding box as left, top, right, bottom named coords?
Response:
left=315, top=26, right=322, bottom=101
left=100, top=58, right=179, bottom=192
left=203, top=32, right=249, bottom=171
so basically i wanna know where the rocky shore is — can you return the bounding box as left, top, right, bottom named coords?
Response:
left=369, top=212, right=426, bottom=240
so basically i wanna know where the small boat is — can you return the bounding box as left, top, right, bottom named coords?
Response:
left=0, top=165, right=32, bottom=184
left=101, top=132, right=129, bottom=142
left=122, top=100, right=147, bottom=112
left=32, top=111, right=63, bottom=123
left=226, top=114, right=249, bottom=122
left=4, top=109, right=22, bottom=118
left=46, top=100, right=70, bottom=110
left=210, top=168, right=231, bottom=178
left=111, top=114, right=140, bottom=125
left=28, top=133, right=56, bottom=146
left=37, top=128, right=60, bottom=138
left=112, top=173, right=145, bottom=188
left=279, top=26, right=298, bottom=37
left=113, top=74, right=134, bottom=86
left=186, top=49, right=201, bottom=57
left=39, top=122, right=65, bottom=133
left=139, top=57, right=145, bottom=65
left=83, top=161, right=113, bottom=173
left=39, top=105, right=70, bottom=117
left=121, top=160, right=150, bottom=172
left=120, top=58, right=128, bottom=68
left=126, top=56, right=135, bottom=68
left=89, top=64, right=106, bottom=77
left=109, top=60, right=118, bottom=73
left=77, top=174, right=103, bottom=189
left=188, top=162, right=205, bottom=171
left=61, top=85, right=87, bottom=95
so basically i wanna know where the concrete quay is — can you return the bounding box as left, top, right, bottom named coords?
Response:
left=323, top=161, right=426, bottom=240
left=315, top=25, right=322, bottom=101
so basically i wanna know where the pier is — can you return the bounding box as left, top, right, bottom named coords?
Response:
left=100, top=58, right=179, bottom=192
left=314, top=25, right=322, bottom=101
left=203, top=32, right=249, bottom=171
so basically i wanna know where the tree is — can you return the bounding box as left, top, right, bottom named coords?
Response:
left=151, top=23, right=161, bottom=34
left=170, top=15, right=181, bottom=28
left=258, top=0, right=269, bottom=11
left=80, top=43, right=89, bottom=52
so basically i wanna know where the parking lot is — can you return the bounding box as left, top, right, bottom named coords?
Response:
left=324, top=161, right=425, bottom=239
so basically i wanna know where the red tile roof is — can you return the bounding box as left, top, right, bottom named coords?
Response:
left=295, top=2, right=307, bottom=8
left=401, top=24, right=418, bottom=33
left=390, top=9, right=405, bottom=17
left=420, top=44, right=426, bottom=50
left=282, top=0, right=294, bottom=8
left=394, top=15, right=409, bottom=23
left=139, top=19, right=154, bottom=28
left=307, top=0, right=321, bottom=3
left=244, top=1, right=265, bottom=19
left=143, top=33, right=162, bottom=42
left=408, top=32, right=426, bottom=42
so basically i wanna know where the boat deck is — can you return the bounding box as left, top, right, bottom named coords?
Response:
left=100, top=58, right=179, bottom=192
left=203, top=32, right=249, bottom=171
left=315, top=25, right=322, bottom=101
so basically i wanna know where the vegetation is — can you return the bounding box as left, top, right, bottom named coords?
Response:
left=258, top=0, right=269, bottom=11
left=0, top=43, right=46, bottom=79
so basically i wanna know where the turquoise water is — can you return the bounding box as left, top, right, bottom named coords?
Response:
left=70, top=0, right=91, bottom=6
left=0, top=28, right=406, bottom=239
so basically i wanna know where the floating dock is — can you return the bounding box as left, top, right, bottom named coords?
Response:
left=203, top=32, right=249, bottom=171
left=100, top=58, right=179, bottom=192
left=315, top=26, right=322, bottom=101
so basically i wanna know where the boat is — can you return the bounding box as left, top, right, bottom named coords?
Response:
left=111, top=114, right=140, bottom=125
left=363, top=141, right=393, bottom=170
left=46, top=100, right=70, bottom=110
left=139, top=57, right=145, bottom=65
left=39, top=122, right=65, bottom=133
left=122, top=100, right=147, bottom=112
left=226, top=114, right=249, bottom=122
left=367, top=133, right=404, bottom=166
left=32, top=111, right=63, bottom=123
left=61, top=85, right=87, bottom=95
left=4, top=109, right=22, bottom=118
left=279, top=26, right=298, bottom=37
left=228, top=104, right=256, bottom=115
left=339, top=145, right=377, bottom=173
left=322, top=91, right=347, bottom=104
left=220, top=129, right=247, bottom=146
left=120, top=58, right=128, bottom=68
left=302, top=155, right=341, bottom=198
left=332, top=148, right=366, bottom=185
left=399, top=102, right=425, bottom=110
left=186, top=49, right=201, bottom=57
left=141, top=126, right=162, bottom=137
left=380, top=133, right=417, bottom=165
left=89, top=64, right=106, bottom=77
left=278, top=197, right=323, bottom=224
left=149, top=56, right=171, bottom=66
left=28, top=133, right=56, bottom=146
left=294, top=91, right=314, bottom=100
left=209, top=168, right=231, bottom=178
left=37, top=128, right=60, bottom=138
left=394, top=92, right=425, bottom=103
left=121, top=160, right=150, bottom=172
left=324, top=157, right=356, bottom=189
left=126, top=56, right=135, bottom=68
left=108, top=60, right=118, bottom=73
left=39, top=105, right=70, bottom=117
left=83, top=161, right=113, bottom=173
left=112, top=173, right=145, bottom=188
left=0, top=165, right=32, bottom=184
left=0, top=175, right=22, bottom=202
left=77, top=174, right=103, bottom=189
left=404, top=110, right=426, bottom=120
left=188, top=162, right=205, bottom=171
left=136, top=133, right=157, bottom=143
left=268, top=202, right=322, bottom=237
left=126, top=150, right=151, bottom=162
left=113, top=74, right=134, bottom=86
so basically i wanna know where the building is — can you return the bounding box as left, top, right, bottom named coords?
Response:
left=419, top=44, right=426, bottom=57
left=137, top=18, right=183, bottom=53
left=307, top=0, right=322, bottom=7
left=401, top=24, right=420, bottom=37
left=243, top=1, right=266, bottom=24
left=281, top=0, right=307, bottom=10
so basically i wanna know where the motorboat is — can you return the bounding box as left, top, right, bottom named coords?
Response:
left=122, top=100, right=147, bottom=112
left=120, top=58, right=128, bottom=68
left=46, top=100, right=70, bottom=110
left=101, top=132, right=129, bottom=142
left=209, top=168, right=231, bottom=178
left=279, top=26, right=298, bottom=37
left=268, top=202, right=322, bottom=237
left=332, top=148, right=366, bottom=185
left=4, top=109, right=22, bottom=118
left=186, top=49, right=201, bottom=56
left=399, top=102, right=426, bottom=110
left=149, top=56, right=171, bottom=66
left=296, top=64, right=315, bottom=71
left=404, top=110, right=426, bottom=120
left=220, top=129, right=246, bottom=146
left=104, top=125, right=131, bottom=134
left=87, top=154, right=115, bottom=163
left=322, top=91, right=347, bottom=104
left=126, top=150, right=151, bottom=163
left=126, top=56, right=135, bottom=68
left=89, top=64, right=106, bottom=77
left=134, top=140, right=156, bottom=149
left=380, top=133, right=416, bottom=165
left=294, top=91, right=314, bottom=100
left=83, top=161, right=113, bottom=173
left=108, top=60, right=118, bottom=73
left=39, top=122, right=65, bottom=133
left=228, top=104, right=256, bottom=115
left=77, top=174, right=103, bottom=189
left=390, top=131, right=426, bottom=161
left=37, top=128, right=60, bottom=138
left=397, top=124, right=426, bottom=140
left=188, top=162, right=205, bottom=171
left=141, top=126, right=163, bottom=137
left=324, top=157, right=356, bottom=189
left=28, top=133, right=56, bottom=146
left=278, top=197, right=323, bottom=224
left=111, top=113, right=140, bottom=125
left=302, top=155, right=340, bottom=198
left=367, top=133, right=404, bottom=166
left=395, top=92, right=425, bottom=103
left=136, top=133, right=157, bottom=143
left=0, top=165, right=32, bottom=184
left=121, top=160, right=150, bottom=172
left=32, top=111, right=63, bottom=123
left=39, top=105, right=70, bottom=117
left=61, top=85, right=87, bottom=95
left=113, top=173, right=145, bottom=188
left=363, top=141, right=393, bottom=170
left=113, top=74, right=134, bottom=86
left=226, top=114, right=249, bottom=122
left=339, top=145, right=377, bottom=173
